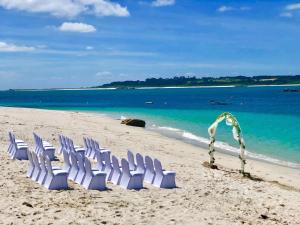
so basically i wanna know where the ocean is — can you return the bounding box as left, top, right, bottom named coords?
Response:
left=0, top=86, right=299, bottom=168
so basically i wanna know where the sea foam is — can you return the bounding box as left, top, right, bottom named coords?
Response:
left=149, top=124, right=300, bottom=169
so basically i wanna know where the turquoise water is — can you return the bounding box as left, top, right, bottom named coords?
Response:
left=0, top=86, right=299, bottom=167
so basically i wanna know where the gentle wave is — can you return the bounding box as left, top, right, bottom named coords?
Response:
left=149, top=124, right=300, bottom=169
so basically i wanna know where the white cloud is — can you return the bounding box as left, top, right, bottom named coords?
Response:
left=0, top=0, right=129, bottom=18
left=58, top=22, right=96, bottom=33
left=85, top=46, right=94, bottom=50
left=217, top=6, right=234, bottom=12
left=217, top=5, right=251, bottom=13
left=84, top=0, right=129, bottom=17
left=0, top=41, right=35, bottom=52
left=240, top=6, right=251, bottom=11
left=95, top=71, right=112, bottom=77
left=286, top=3, right=300, bottom=10
left=152, top=0, right=175, bottom=7
left=280, top=12, right=293, bottom=18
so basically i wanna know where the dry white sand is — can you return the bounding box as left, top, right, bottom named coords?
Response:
left=0, top=107, right=300, bottom=225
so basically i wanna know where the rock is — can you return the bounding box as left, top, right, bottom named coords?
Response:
left=22, top=202, right=33, bottom=208
left=260, top=214, right=268, bottom=220
left=121, top=119, right=146, bottom=128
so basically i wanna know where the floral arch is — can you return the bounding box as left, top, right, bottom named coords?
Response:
left=208, top=112, right=246, bottom=174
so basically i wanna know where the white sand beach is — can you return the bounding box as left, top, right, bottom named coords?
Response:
left=1, top=107, right=300, bottom=225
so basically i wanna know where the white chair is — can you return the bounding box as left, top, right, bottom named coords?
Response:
left=74, top=154, right=86, bottom=185
left=68, top=152, right=79, bottom=181
left=84, top=137, right=91, bottom=157
left=144, top=156, right=155, bottom=184
left=33, top=133, right=52, bottom=148
left=119, top=159, right=143, bottom=190
left=95, top=151, right=105, bottom=171
left=94, top=140, right=110, bottom=160
left=37, top=154, right=48, bottom=185
left=127, top=150, right=136, bottom=171
left=31, top=152, right=41, bottom=181
left=44, top=156, right=68, bottom=190
left=153, top=159, right=176, bottom=189
left=37, top=153, right=62, bottom=185
left=12, top=141, right=29, bottom=160
left=111, top=155, right=122, bottom=185
left=89, top=139, right=97, bottom=159
left=9, top=133, right=28, bottom=160
left=33, top=133, right=55, bottom=160
left=59, top=135, right=66, bottom=154
left=8, top=132, right=26, bottom=155
left=103, top=153, right=113, bottom=181
left=136, top=153, right=145, bottom=174
left=68, top=138, right=85, bottom=157
left=82, top=158, right=106, bottom=190
left=62, top=149, right=71, bottom=173
left=27, top=151, right=35, bottom=178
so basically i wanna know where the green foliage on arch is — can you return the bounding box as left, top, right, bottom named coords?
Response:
left=208, top=112, right=246, bottom=174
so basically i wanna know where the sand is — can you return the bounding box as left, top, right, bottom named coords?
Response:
left=0, top=107, right=300, bottom=225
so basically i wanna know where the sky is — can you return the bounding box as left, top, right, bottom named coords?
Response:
left=1, top=0, right=300, bottom=89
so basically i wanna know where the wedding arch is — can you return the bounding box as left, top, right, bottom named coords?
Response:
left=208, top=112, right=246, bottom=174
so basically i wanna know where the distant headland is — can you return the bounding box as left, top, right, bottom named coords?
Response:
left=94, top=75, right=300, bottom=89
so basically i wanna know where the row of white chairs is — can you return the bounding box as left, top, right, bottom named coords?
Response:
left=58, top=141, right=176, bottom=189
left=8, top=132, right=28, bottom=160
left=27, top=150, right=68, bottom=190
left=9, top=132, right=176, bottom=190
left=59, top=135, right=85, bottom=156
left=127, top=150, right=176, bottom=188
left=33, top=133, right=56, bottom=160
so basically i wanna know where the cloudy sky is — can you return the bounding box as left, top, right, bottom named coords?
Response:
left=1, top=0, right=300, bottom=89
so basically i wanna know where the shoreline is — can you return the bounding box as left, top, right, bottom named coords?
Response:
left=2, top=83, right=300, bottom=91
left=1, top=106, right=300, bottom=187
left=1, top=107, right=300, bottom=224
left=2, top=105, right=300, bottom=170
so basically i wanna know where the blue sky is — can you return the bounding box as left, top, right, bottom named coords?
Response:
left=0, top=0, right=300, bottom=89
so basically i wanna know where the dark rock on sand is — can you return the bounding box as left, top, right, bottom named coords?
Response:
left=121, top=119, right=146, bottom=128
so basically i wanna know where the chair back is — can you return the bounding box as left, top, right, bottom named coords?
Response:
left=136, top=153, right=145, bottom=173
left=112, top=155, right=121, bottom=173
left=59, top=135, right=65, bottom=149
left=8, top=132, right=13, bottom=143
left=84, top=158, right=93, bottom=176
left=62, top=149, right=71, bottom=169
left=153, top=159, right=164, bottom=175
left=121, top=159, right=130, bottom=176
left=65, top=137, right=71, bottom=152
left=45, top=155, right=53, bottom=175
left=33, top=132, right=37, bottom=144
left=31, top=152, right=41, bottom=169
left=95, top=151, right=104, bottom=170
left=10, top=133, right=16, bottom=144
left=39, top=153, right=47, bottom=172
left=87, top=138, right=92, bottom=148
left=145, top=156, right=154, bottom=172
left=127, top=150, right=136, bottom=170
left=95, top=141, right=100, bottom=150
left=90, top=139, right=96, bottom=154
left=77, top=154, right=86, bottom=172
left=104, top=152, right=112, bottom=169
left=70, top=152, right=79, bottom=168
left=27, top=150, right=34, bottom=166
left=83, top=137, right=88, bottom=149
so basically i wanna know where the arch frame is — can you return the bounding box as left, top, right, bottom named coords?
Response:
left=208, top=112, right=246, bottom=174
